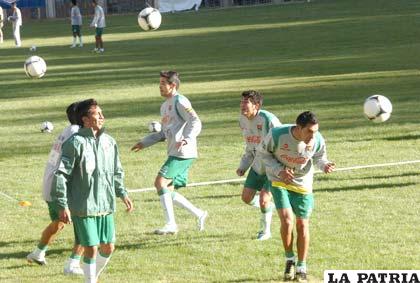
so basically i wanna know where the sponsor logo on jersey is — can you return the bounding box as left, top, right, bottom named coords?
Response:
left=246, top=135, right=261, bottom=144
left=280, top=154, right=308, bottom=165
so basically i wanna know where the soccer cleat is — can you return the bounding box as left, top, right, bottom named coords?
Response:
left=283, top=260, right=296, bottom=281
left=295, top=272, right=308, bottom=283
left=154, top=224, right=178, bottom=235
left=99, top=48, right=105, bottom=53
left=198, top=211, right=208, bottom=231
left=27, top=251, right=47, bottom=265
left=256, top=231, right=272, bottom=241
left=70, top=44, right=76, bottom=48
left=64, top=264, right=84, bottom=276
left=92, top=48, right=99, bottom=53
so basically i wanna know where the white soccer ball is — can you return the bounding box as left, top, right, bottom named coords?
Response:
left=29, top=45, right=37, bottom=52
left=363, top=95, right=393, bottom=123
left=148, top=121, right=162, bottom=132
left=40, top=121, right=54, bottom=133
left=138, top=7, right=162, bottom=31
left=24, top=56, right=47, bottom=78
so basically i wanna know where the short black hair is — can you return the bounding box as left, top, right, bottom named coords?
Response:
left=66, top=102, right=79, bottom=125
left=76, top=98, right=98, bottom=127
left=71, top=0, right=77, bottom=5
left=241, top=90, right=263, bottom=106
left=296, top=111, right=319, bottom=128
left=92, top=0, right=97, bottom=4
left=160, top=70, right=180, bottom=90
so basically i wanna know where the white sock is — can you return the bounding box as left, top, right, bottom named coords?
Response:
left=82, top=262, right=96, bottom=283
left=260, top=203, right=274, bottom=233
left=172, top=192, right=203, bottom=218
left=249, top=195, right=260, bottom=208
left=33, top=247, right=45, bottom=257
left=96, top=253, right=111, bottom=280
left=72, top=37, right=76, bottom=45
left=159, top=192, right=176, bottom=226
left=67, top=257, right=80, bottom=267
left=79, top=36, right=83, bottom=45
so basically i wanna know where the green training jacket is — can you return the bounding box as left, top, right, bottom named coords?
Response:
left=51, top=127, right=128, bottom=217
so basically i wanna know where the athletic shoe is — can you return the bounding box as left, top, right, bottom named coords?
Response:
left=283, top=260, right=295, bottom=281
left=154, top=224, right=178, bottom=235
left=99, top=48, right=104, bottom=53
left=92, top=48, right=99, bottom=53
left=198, top=211, right=208, bottom=231
left=64, top=264, right=84, bottom=276
left=70, top=44, right=76, bottom=48
left=256, top=231, right=272, bottom=241
left=27, top=251, right=47, bottom=265
left=295, top=272, right=308, bottom=283
left=78, top=44, right=83, bottom=47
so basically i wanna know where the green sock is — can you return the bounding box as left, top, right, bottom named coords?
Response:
left=285, top=251, right=295, bottom=259
left=70, top=253, right=81, bottom=260
left=297, top=260, right=306, bottom=272
left=83, top=257, right=96, bottom=264
left=158, top=187, right=170, bottom=196
left=37, top=243, right=48, bottom=251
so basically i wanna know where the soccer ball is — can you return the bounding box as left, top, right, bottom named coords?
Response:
left=363, top=95, right=393, bottom=123
left=148, top=121, right=162, bottom=132
left=29, top=45, right=37, bottom=52
left=24, top=56, right=47, bottom=78
left=40, top=121, right=54, bottom=133
left=138, top=7, right=162, bottom=31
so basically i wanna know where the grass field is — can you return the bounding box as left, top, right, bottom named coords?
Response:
left=1, top=0, right=420, bottom=282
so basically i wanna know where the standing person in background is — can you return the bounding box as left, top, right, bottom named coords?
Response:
left=52, top=99, right=134, bottom=283
left=27, top=102, right=84, bottom=276
left=0, top=5, right=4, bottom=43
left=8, top=1, right=22, bottom=47
left=70, top=0, right=83, bottom=48
left=237, top=90, right=281, bottom=241
left=90, top=0, right=105, bottom=53
left=257, top=111, right=335, bottom=283
left=131, top=71, right=208, bottom=235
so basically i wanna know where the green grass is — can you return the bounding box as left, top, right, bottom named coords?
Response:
left=1, top=0, right=420, bottom=282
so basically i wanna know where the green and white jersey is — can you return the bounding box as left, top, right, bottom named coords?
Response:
left=257, top=124, right=330, bottom=194
left=42, top=125, right=79, bottom=202
left=238, top=110, right=281, bottom=175
left=71, top=6, right=82, bottom=26
left=140, top=92, right=202, bottom=159
left=91, top=5, right=105, bottom=28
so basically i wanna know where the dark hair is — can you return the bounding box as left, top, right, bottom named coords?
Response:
left=296, top=111, right=319, bottom=128
left=66, top=102, right=79, bottom=125
left=76, top=99, right=98, bottom=127
left=92, top=0, right=97, bottom=4
left=71, top=0, right=77, bottom=5
left=241, top=90, right=263, bottom=106
left=160, top=70, right=180, bottom=90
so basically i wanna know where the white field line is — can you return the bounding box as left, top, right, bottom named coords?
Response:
left=127, top=159, right=420, bottom=193
left=0, top=191, right=19, bottom=201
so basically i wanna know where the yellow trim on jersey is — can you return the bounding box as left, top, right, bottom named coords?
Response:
left=271, top=181, right=311, bottom=195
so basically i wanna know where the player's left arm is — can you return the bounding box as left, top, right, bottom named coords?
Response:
left=176, top=97, right=202, bottom=146
left=312, top=133, right=335, bottom=173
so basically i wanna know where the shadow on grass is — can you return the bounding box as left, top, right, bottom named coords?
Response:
left=316, top=181, right=416, bottom=193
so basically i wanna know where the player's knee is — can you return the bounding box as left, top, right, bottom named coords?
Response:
left=296, top=219, right=309, bottom=235
left=100, top=244, right=114, bottom=255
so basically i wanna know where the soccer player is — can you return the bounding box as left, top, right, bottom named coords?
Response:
left=0, top=5, right=4, bottom=43
left=8, top=1, right=21, bottom=47
left=90, top=0, right=105, bottom=53
left=52, top=99, right=134, bottom=283
left=257, top=111, right=335, bottom=282
left=70, top=0, right=83, bottom=48
left=131, top=70, right=208, bottom=235
left=237, top=90, right=281, bottom=241
left=27, top=102, right=84, bottom=275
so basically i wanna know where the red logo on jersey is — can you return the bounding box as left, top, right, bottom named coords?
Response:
left=246, top=136, right=261, bottom=144
left=257, top=124, right=262, bottom=130
left=283, top=143, right=288, bottom=149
